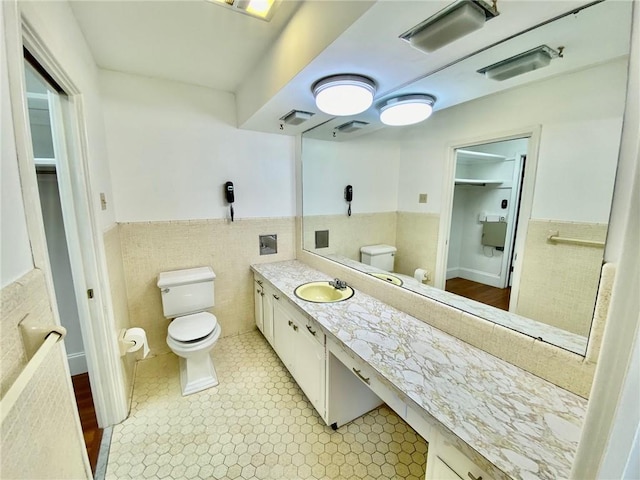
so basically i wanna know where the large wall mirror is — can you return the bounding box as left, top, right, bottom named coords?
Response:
left=301, top=1, right=632, bottom=356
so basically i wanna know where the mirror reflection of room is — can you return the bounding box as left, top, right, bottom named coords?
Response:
left=300, top=0, right=629, bottom=355
left=445, top=138, right=528, bottom=312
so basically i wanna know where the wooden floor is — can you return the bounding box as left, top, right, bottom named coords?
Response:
left=72, top=373, right=103, bottom=474
left=445, top=277, right=511, bottom=311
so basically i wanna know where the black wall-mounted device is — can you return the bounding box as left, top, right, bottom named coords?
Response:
left=225, top=181, right=235, bottom=221
left=344, top=185, right=353, bottom=216
left=344, top=185, right=353, bottom=202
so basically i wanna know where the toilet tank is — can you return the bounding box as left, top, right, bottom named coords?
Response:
left=157, top=267, right=216, bottom=318
left=360, top=244, right=396, bottom=272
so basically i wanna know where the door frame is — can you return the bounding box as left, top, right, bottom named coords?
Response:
left=435, top=126, right=542, bottom=310
left=3, top=2, right=128, bottom=426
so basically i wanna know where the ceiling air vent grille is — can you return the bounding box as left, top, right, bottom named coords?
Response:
left=336, top=120, right=369, bottom=133
left=280, top=110, right=314, bottom=126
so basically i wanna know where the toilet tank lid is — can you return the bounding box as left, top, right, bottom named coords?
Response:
left=360, top=244, right=396, bottom=255
left=157, top=266, right=216, bottom=288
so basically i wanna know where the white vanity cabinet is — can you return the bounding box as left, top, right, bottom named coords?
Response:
left=254, top=276, right=274, bottom=347
left=272, top=294, right=326, bottom=419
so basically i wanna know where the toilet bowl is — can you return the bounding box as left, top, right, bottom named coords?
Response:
left=166, top=311, right=221, bottom=395
left=157, top=267, right=222, bottom=396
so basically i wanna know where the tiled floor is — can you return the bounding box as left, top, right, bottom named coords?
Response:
left=106, top=330, right=428, bottom=479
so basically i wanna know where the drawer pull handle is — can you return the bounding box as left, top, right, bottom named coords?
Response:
left=293, top=324, right=298, bottom=331
left=288, top=320, right=293, bottom=327
left=261, top=292, right=264, bottom=297
left=257, top=280, right=263, bottom=286
left=273, top=294, right=280, bottom=300
left=352, top=368, right=370, bottom=385
left=468, top=473, right=482, bottom=480
left=306, top=325, right=316, bottom=336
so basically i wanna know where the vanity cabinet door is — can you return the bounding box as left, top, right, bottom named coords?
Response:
left=431, top=457, right=463, bottom=480
left=253, top=275, right=275, bottom=347
left=254, top=279, right=264, bottom=333
left=262, top=283, right=275, bottom=346
left=273, top=298, right=296, bottom=371
left=294, top=320, right=326, bottom=418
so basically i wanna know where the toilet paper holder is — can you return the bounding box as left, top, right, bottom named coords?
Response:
left=119, top=328, right=150, bottom=359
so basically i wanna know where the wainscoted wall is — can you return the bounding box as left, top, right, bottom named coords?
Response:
left=0, top=269, right=88, bottom=478
left=297, top=218, right=597, bottom=397
left=395, top=212, right=439, bottom=285
left=104, top=225, right=135, bottom=399
left=119, top=217, right=295, bottom=354
left=516, top=220, right=608, bottom=336
left=302, top=212, right=397, bottom=261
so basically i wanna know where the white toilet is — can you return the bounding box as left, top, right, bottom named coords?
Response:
left=157, top=266, right=221, bottom=396
left=360, top=244, right=397, bottom=272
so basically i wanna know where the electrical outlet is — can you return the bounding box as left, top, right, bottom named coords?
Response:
left=418, top=193, right=428, bottom=204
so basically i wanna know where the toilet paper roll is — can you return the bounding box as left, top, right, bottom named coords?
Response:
left=414, top=268, right=427, bottom=282
left=124, top=327, right=149, bottom=359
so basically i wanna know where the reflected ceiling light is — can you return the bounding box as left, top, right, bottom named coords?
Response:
left=379, top=94, right=436, bottom=126
left=206, top=0, right=278, bottom=21
left=477, top=45, right=563, bottom=81
left=312, top=75, right=376, bottom=116
left=400, top=0, right=499, bottom=54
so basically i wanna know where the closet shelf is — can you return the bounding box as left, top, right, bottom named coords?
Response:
left=454, top=178, right=504, bottom=186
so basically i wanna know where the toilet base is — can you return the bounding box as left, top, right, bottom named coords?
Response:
left=177, top=351, right=219, bottom=396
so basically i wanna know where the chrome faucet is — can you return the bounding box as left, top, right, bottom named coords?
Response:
left=329, top=278, right=348, bottom=290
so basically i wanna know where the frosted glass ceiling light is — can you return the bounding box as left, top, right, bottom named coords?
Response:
left=400, top=0, right=499, bottom=54
left=379, top=94, right=436, bottom=126
left=312, top=75, right=376, bottom=116
left=477, top=45, right=563, bottom=81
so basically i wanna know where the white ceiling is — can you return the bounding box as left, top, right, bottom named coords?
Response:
left=69, top=0, right=632, bottom=136
left=69, top=0, right=301, bottom=92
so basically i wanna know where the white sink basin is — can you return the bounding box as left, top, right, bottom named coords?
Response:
left=294, top=281, right=354, bottom=303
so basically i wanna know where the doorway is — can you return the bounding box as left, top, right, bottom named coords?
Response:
left=23, top=57, right=103, bottom=473
left=444, top=138, right=528, bottom=312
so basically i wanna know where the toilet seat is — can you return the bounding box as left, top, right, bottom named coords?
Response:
left=168, top=312, right=218, bottom=343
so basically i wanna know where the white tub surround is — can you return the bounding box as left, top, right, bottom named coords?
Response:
left=251, top=260, right=587, bottom=480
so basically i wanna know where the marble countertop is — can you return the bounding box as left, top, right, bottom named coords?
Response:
left=251, top=260, right=587, bottom=480
left=325, top=254, right=588, bottom=355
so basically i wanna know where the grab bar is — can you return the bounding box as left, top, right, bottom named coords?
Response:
left=0, top=327, right=66, bottom=424
left=547, top=231, right=605, bottom=248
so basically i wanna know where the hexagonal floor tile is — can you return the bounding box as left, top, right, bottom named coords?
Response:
left=105, top=330, right=427, bottom=479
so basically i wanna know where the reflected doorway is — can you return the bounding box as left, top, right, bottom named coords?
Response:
left=445, top=138, right=528, bottom=311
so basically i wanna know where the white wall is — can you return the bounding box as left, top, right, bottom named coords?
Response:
left=1, top=18, right=33, bottom=288
left=532, top=117, right=622, bottom=222
left=302, top=136, right=399, bottom=216
left=100, top=70, right=296, bottom=222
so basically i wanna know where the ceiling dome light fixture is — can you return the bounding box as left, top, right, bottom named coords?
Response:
left=379, top=94, right=436, bottom=126
left=312, top=75, right=376, bottom=116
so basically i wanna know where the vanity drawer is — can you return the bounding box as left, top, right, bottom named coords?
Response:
left=435, top=438, right=493, bottom=480
left=328, top=339, right=406, bottom=419
left=277, top=296, right=325, bottom=346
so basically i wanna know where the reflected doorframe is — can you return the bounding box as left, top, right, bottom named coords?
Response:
left=435, top=125, right=542, bottom=315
